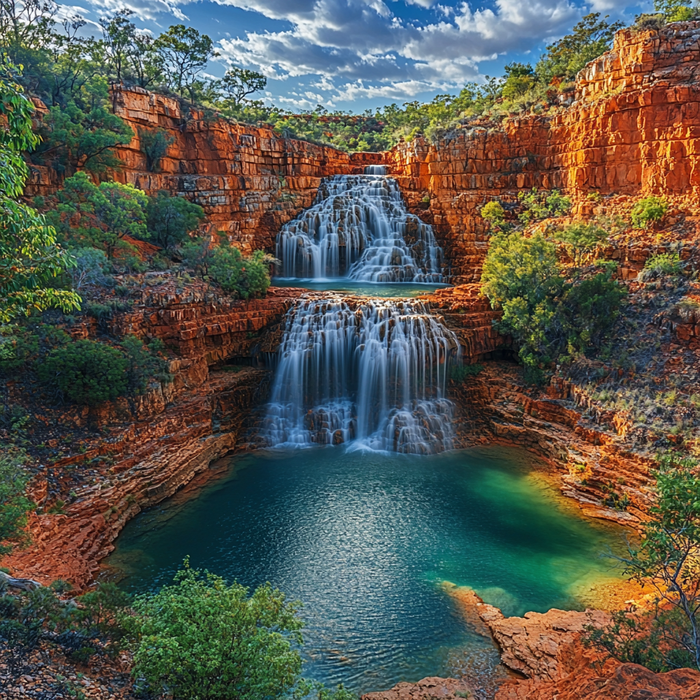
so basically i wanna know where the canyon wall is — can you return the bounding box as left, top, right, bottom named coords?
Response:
left=387, top=22, right=700, bottom=282
left=29, top=87, right=381, bottom=254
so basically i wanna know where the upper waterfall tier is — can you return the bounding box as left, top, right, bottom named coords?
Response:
left=263, top=294, right=460, bottom=454
left=276, top=175, right=444, bottom=282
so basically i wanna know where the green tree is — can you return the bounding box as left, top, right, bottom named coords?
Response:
left=481, top=231, right=563, bottom=371
left=588, top=454, right=700, bottom=671
left=130, top=560, right=304, bottom=700
left=120, top=334, right=170, bottom=395
left=100, top=9, right=137, bottom=83
left=34, top=77, right=134, bottom=175
left=631, top=196, right=668, bottom=229
left=655, top=0, right=699, bottom=20
left=38, top=339, right=128, bottom=406
left=146, top=191, right=205, bottom=249
left=0, top=449, right=33, bottom=555
left=0, top=63, right=79, bottom=323
left=154, top=25, right=217, bottom=100
left=501, top=63, right=536, bottom=100
left=138, top=128, right=175, bottom=172
left=552, top=222, right=608, bottom=266
left=209, top=245, right=271, bottom=300
left=536, top=13, right=623, bottom=83
left=46, top=172, right=149, bottom=258
left=217, top=67, right=267, bottom=106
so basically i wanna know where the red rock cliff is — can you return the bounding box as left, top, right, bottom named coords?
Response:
left=387, top=22, right=700, bottom=282
left=29, top=87, right=382, bottom=254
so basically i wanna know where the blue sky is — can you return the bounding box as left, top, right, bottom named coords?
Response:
left=60, top=0, right=654, bottom=111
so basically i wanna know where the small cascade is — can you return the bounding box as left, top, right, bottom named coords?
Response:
left=276, top=174, right=443, bottom=282
left=263, top=295, right=460, bottom=454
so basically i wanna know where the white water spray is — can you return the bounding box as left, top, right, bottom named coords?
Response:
left=276, top=174, right=444, bottom=282
left=263, top=295, right=460, bottom=454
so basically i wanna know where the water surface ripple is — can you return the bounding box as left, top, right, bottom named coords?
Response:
left=108, top=446, right=625, bottom=694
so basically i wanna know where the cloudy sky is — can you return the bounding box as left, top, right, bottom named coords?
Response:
left=62, top=0, right=653, bottom=111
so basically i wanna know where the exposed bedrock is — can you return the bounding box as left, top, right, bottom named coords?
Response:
left=387, top=22, right=700, bottom=282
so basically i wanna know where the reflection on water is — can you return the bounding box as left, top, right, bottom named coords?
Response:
left=271, top=278, right=450, bottom=298
left=107, top=445, right=626, bottom=694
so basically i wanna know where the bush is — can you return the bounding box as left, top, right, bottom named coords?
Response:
left=0, top=450, right=33, bottom=555
left=586, top=453, right=700, bottom=672
left=553, top=222, right=608, bottom=267
left=481, top=201, right=506, bottom=233
left=640, top=252, right=682, bottom=280
left=481, top=231, right=625, bottom=374
left=38, top=339, right=128, bottom=406
left=129, top=561, right=304, bottom=700
left=69, top=247, right=112, bottom=290
left=209, top=246, right=271, bottom=300
left=121, top=335, right=171, bottom=394
left=450, top=364, right=484, bottom=382
left=518, top=189, right=571, bottom=224
left=631, top=197, right=668, bottom=229
left=146, top=191, right=205, bottom=250
left=138, top=128, right=175, bottom=172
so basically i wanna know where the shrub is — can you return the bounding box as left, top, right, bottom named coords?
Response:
left=138, top=128, right=175, bottom=172
left=631, top=197, right=668, bottom=229
left=450, top=364, right=484, bottom=382
left=129, top=561, right=304, bottom=700
left=553, top=222, right=608, bottom=267
left=69, top=247, right=112, bottom=290
left=481, top=201, right=506, bottom=233
left=146, top=191, right=205, bottom=250
left=209, top=246, right=271, bottom=300
left=655, top=0, right=699, bottom=21
left=0, top=449, right=33, bottom=555
left=120, top=335, right=171, bottom=394
left=586, top=453, right=700, bottom=672
left=640, top=252, right=682, bottom=280
left=38, top=339, right=128, bottom=406
left=481, top=231, right=625, bottom=374
left=518, top=189, right=571, bottom=224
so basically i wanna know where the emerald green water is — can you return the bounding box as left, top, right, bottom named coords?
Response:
left=108, top=446, right=625, bottom=693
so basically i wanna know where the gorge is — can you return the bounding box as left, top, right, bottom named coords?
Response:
left=3, top=16, right=700, bottom=700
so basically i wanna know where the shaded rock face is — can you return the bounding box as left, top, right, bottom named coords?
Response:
left=1, top=283, right=305, bottom=587
left=386, top=22, right=700, bottom=281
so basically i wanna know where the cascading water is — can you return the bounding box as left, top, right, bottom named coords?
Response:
left=276, top=172, right=444, bottom=282
left=263, top=294, right=460, bottom=454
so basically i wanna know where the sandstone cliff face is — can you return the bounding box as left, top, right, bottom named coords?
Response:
left=387, top=22, right=700, bottom=282
left=2, top=281, right=305, bottom=587
left=29, top=86, right=381, bottom=254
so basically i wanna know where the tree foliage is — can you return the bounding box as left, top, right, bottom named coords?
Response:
left=587, top=453, right=700, bottom=671
left=45, top=171, right=148, bottom=258
left=153, top=24, right=217, bottom=100
left=146, top=190, right=205, bottom=249
left=209, top=245, right=272, bottom=300
left=0, top=62, right=79, bottom=323
left=536, top=13, right=624, bottom=83
left=0, top=449, right=33, bottom=555
left=129, top=560, right=304, bottom=700
left=38, top=339, right=129, bottom=406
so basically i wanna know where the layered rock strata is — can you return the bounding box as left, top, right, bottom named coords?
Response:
left=1, top=282, right=304, bottom=586
left=28, top=86, right=381, bottom=254
left=387, top=22, right=700, bottom=281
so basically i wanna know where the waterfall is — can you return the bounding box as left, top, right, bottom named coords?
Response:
left=276, top=175, right=444, bottom=282
left=263, top=294, right=460, bottom=454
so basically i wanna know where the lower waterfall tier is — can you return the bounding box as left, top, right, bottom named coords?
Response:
left=262, top=295, right=461, bottom=454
